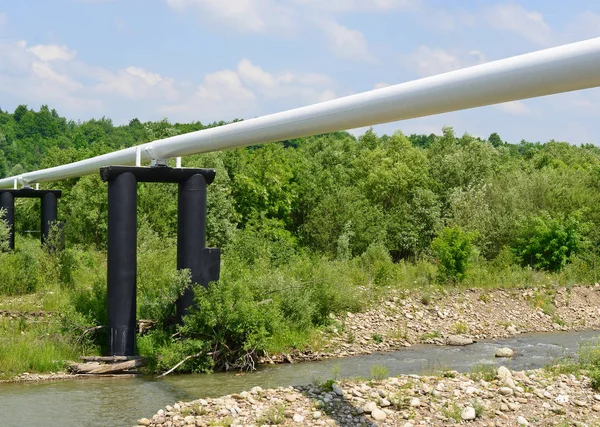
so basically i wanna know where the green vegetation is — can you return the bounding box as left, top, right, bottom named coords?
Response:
left=369, top=364, right=389, bottom=381
left=2, top=106, right=600, bottom=377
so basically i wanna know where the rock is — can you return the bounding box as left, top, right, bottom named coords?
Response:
left=137, top=419, right=151, bottom=426
left=312, top=411, right=322, bottom=419
left=447, top=335, right=473, bottom=346
left=371, top=408, right=387, bottom=421
left=507, top=325, right=518, bottom=334
left=555, top=395, right=569, bottom=405
left=363, top=401, right=377, bottom=413
left=497, top=366, right=512, bottom=380
left=380, top=398, right=391, bottom=407
left=593, top=404, right=600, bottom=412
left=293, top=414, right=305, bottom=423
left=495, top=347, right=514, bottom=358
left=285, top=394, right=297, bottom=402
left=461, top=406, right=476, bottom=420
left=517, top=416, right=529, bottom=426
left=332, top=384, right=344, bottom=396
left=499, top=387, right=514, bottom=396
left=595, top=394, right=600, bottom=401
left=410, top=397, right=421, bottom=407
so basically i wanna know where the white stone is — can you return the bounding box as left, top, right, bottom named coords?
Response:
left=517, top=416, right=529, bottom=426
left=371, top=408, right=387, bottom=421
left=410, top=398, right=421, bottom=407
left=293, top=414, right=305, bottom=423
left=447, top=335, right=474, bottom=346
left=312, top=411, right=322, bottom=419
left=555, top=395, right=569, bottom=405
left=497, top=366, right=512, bottom=380
left=363, top=401, right=377, bottom=414
left=461, top=406, right=476, bottom=420
left=495, top=347, right=515, bottom=358
left=499, top=387, right=514, bottom=396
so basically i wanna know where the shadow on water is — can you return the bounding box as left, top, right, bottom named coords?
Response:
left=1, top=329, right=599, bottom=427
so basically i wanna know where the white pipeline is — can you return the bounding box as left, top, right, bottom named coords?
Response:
left=2, top=37, right=600, bottom=188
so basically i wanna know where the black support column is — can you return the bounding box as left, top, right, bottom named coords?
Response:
left=176, top=174, right=207, bottom=320
left=0, top=192, right=14, bottom=250
left=107, top=172, right=138, bottom=356
left=100, top=165, right=220, bottom=356
left=41, top=192, right=57, bottom=246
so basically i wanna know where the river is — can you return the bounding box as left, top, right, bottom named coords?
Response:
left=1, top=330, right=599, bottom=427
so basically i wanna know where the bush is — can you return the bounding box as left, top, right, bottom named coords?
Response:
left=513, top=212, right=585, bottom=272
left=431, top=227, right=476, bottom=283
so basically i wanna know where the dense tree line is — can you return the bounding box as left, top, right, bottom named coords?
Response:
left=2, top=104, right=600, bottom=372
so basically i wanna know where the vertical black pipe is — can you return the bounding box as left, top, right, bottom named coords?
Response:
left=0, top=192, right=15, bottom=250
left=41, top=192, right=57, bottom=247
left=107, top=172, right=138, bottom=356
left=176, top=174, right=207, bottom=321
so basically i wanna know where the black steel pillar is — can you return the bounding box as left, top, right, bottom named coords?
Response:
left=0, top=192, right=14, bottom=250
left=40, top=192, right=57, bottom=246
left=176, top=174, right=207, bottom=320
left=107, top=172, right=138, bottom=356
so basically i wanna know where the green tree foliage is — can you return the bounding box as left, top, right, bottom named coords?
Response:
left=431, top=227, right=476, bottom=283
left=5, top=106, right=600, bottom=374
left=513, top=213, right=586, bottom=272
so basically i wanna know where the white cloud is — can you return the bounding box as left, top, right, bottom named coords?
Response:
left=165, top=0, right=294, bottom=33
left=484, top=4, right=552, bottom=46
left=373, top=82, right=390, bottom=89
left=403, top=46, right=485, bottom=77
left=162, top=58, right=337, bottom=121
left=321, top=21, right=375, bottom=62
left=494, top=101, right=532, bottom=116
left=28, top=44, right=77, bottom=62
left=564, top=11, right=600, bottom=42
left=0, top=39, right=339, bottom=124
left=291, top=0, right=420, bottom=13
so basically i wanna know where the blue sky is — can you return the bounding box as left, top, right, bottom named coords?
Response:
left=0, top=0, right=599, bottom=143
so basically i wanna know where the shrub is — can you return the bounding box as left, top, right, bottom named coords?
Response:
left=431, top=226, right=476, bottom=283
left=370, top=364, right=389, bottom=381
left=513, top=212, right=585, bottom=272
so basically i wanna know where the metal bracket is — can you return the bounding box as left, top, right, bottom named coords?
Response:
left=144, top=146, right=168, bottom=167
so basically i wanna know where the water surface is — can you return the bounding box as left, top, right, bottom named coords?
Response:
left=2, top=330, right=598, bottom=427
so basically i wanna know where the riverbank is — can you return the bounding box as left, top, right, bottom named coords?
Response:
left=3, top=284, right=600, bottom=382
left=137, top=364, right=600, bottom=426
left=262, top=284, right=600, bottom=364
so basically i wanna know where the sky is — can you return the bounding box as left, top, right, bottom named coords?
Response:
left=0, top=0, right=599, bottom=144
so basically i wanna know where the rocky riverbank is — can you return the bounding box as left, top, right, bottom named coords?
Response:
left=262, top=284, right=600, bottom=364
left=136, top=365, right=600, bottom=426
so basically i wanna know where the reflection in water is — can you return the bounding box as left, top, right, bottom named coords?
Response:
left=1, top=330, right=598, bottom=427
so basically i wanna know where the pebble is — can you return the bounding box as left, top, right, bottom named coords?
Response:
left=332, top=384, right=344, bottom=396
left=499, top=387, right=514, bottom=396
left=497, top=366, right=512, bottom=380
left=410, top=397, right=421, bottom=407
left=461, top=406, right=476, bottom=420
left=312, top=411, right=322, bottom=419
left=517, top=416, right=529, bottom=426
left=446, top=335, right=474, bottom=346
left=371, top=408, right=387, bottom=421
left=293, top=414, right=304, bottom=423
left=495, top=347, right=514, bottom=358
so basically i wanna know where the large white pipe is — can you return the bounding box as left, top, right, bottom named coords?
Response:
left=2, top=37, right=600, bottom=188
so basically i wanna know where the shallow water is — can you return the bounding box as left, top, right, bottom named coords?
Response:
left=1, top=330, right=599, bottom=427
